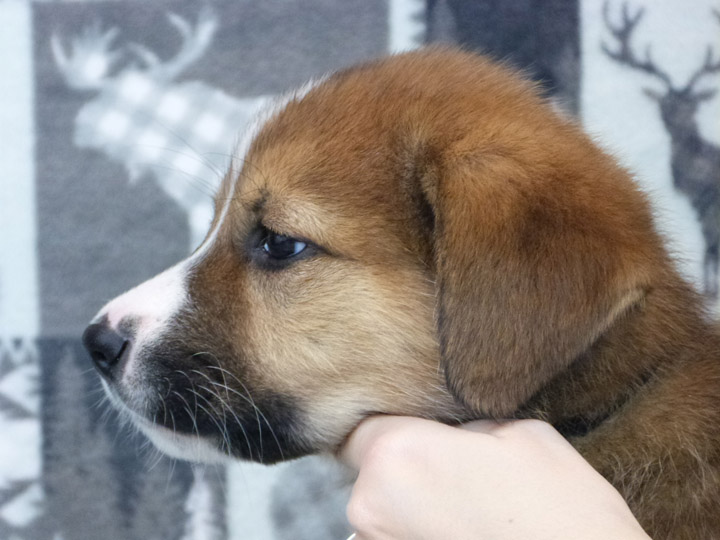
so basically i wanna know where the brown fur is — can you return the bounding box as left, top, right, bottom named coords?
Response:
left=233, top=49, right=719, bottom=537
left=106, top=48, right=720, bottom=538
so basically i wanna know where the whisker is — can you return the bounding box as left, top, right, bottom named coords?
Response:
left=164, top=409, right=179, bottom=492
left=196, top=380, right=254, bottom=461
left=90, top=393, right=109, bottom=411
left=95, top=141, right=221, bottom=198
left=189, top=389, right=234, bottom=456
left=126, top=110, right=227, bottom=180
left=175, top=370, right=199, bottom=419
left=172, top=390, right=201, bottom=440
left=197, top=364, right=264, bottom=461
left=147, top=444, right=167, bottom=471
left=205, top=365, right=284, bottom=460
left=149, top=161, right=218, bottom=200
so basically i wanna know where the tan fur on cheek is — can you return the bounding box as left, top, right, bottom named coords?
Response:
left=241, top=259, right=466, bottom=447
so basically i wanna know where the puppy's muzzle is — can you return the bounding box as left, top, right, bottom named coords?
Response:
left=82, top=321, right=131, bottom=380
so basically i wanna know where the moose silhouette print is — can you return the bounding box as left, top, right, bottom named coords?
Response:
left=52, top=8, right=271, bottom=249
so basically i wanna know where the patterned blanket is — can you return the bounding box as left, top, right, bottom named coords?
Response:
left=1, top=1, right=718, bottom=539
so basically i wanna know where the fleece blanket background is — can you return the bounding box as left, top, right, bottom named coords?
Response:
left=0, top=1, right=718, bottom=539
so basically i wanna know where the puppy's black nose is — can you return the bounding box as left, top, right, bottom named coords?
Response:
left=82, top=323, right=129, bottom=379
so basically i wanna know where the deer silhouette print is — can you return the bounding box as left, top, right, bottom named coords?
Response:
left=52, top=9, right=271, bottom=249
left=602, top=3, right=720, bottom=299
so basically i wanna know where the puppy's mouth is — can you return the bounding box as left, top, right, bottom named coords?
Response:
left=86, top=327, right=312, bottom=464
left=102, top=371, right=312, bottom=464
left=101, top=379, right=233, bottom=463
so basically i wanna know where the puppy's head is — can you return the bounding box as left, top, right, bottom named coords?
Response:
left=83, top=49, right=661, bottom=464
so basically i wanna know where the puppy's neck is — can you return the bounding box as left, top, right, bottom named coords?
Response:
left=519, top=270, right=719, bottom=437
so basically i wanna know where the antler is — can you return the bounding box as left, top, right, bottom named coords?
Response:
left=601, top=2, right=673, bottom=88
left=129, top=8, right=217, bottom=82
left=51, top=23, right=122, bottom=90
left=684, top=11, right=720, bottom=91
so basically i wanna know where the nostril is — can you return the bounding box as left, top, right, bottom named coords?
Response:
left=82, top=323, right=130, bottom=379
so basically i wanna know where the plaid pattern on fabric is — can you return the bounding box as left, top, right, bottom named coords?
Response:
left=52, top=9, right=271, bottom=248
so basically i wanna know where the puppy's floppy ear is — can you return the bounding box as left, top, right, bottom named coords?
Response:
left=421, top=153, right=647, bottom=418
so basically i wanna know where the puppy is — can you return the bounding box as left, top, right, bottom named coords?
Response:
left=83, top=48, right=720, bottom=539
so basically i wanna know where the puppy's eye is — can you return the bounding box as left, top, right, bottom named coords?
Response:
left=261, top=231, right=307, bottom=259
left=249, top=226, right=315, bottom=269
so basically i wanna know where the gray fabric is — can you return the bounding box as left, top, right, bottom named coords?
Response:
left=34, top=0, right=388, bottom=335
left=427, top=0, right=580, bottom=114
left=1, top=0, right=718, bottom=539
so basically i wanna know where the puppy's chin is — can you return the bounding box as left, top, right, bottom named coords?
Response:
left=101, top=380, right=231, bottom=464
left=138, top=420, right=231, bottom=465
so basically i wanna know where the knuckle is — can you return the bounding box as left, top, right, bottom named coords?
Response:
left=493, top=418, right=554, bottom=439
left=519, top=418, right=552, bottom=431
left=514, top=418, right=557, bottom=439
left=363, top=429, right=412, bottom=468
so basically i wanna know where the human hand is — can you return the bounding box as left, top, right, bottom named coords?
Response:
left=341, top=416, right=651, bottom=540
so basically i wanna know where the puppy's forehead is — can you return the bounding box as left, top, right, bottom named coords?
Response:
left=212, top=54, right=493, bottom=253
left=219, top=131, right=410, bottom=251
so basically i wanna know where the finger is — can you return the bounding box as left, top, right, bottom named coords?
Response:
left=339, top=415, right=408, bottom=469
left=459, top=419, right=508, bottom=434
